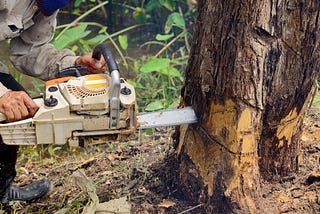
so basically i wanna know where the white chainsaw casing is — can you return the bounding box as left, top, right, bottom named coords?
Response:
left=0, top=74, right=137, bottom=146
left=59, top=74, right=110, bottom=112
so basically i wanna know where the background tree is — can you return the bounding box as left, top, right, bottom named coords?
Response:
left=175, top=0, right=320, bottom=213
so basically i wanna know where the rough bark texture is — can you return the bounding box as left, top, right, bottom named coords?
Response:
left=176, top=0, right=320, bottom=213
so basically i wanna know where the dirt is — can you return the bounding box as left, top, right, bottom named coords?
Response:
left=0, top=109, right=319, bottom=213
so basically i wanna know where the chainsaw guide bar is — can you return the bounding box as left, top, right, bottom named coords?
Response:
left=137, top=107, right=197, bottom=129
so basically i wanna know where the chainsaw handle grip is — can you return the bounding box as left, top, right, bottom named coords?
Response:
left=58, top=66, right=88, bottom=77
left=92, top=44, right=119, bottom=73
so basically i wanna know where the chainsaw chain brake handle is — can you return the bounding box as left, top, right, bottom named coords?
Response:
left=92, top=44, right=120, bottom=129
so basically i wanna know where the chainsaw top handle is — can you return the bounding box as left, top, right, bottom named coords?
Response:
left=92, top=44, right=120, bottom=129
left=92, top=43, right=119, bottom=73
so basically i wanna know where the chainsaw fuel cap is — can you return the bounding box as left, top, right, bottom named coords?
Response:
left=48, top=86, right=58, bottom=92
left=44, top=95, right=58, bottom=107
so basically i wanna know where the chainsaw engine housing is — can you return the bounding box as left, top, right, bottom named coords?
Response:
left=0, top=74, right=137, bottom=146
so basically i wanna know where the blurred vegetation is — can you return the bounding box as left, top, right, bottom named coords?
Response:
left=53, top=0, right=197, bottom=111
left=313, top=90, right=320, bottom=108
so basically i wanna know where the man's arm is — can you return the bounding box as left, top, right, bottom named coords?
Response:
left=9, top=11, right=105, bottom=81
left=9, top=11, right=78, bottom=81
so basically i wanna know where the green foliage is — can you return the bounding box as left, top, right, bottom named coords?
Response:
left=28, top=79, right=44, bottom=98
left=165, top=12, right=186, bottom=33
left=140, top=58, right=171, bottom=73
left=74, top=0, right=99, bottom=8
left=146, top=0, right=176, bottom=12
left=18, top=144, right=85, bottom=164
left=133, top=7, right=148, bottom=23
left=133, top=5, right=192, bottom=111
left=118, top=35, right=128, bottom=50
left=156, top=33, right=174, bottom=41
left=312, top=91, right=320, bottom=107
left=11, top=69, right=23, bottom=84
left=134, top=55, right=184, bottom=111
left=52, top=23, right=91, bottom=51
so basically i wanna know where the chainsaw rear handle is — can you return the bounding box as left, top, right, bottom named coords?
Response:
left=92, top=44, right=120, bottom=129
left=58, top=66, right=88, bottom=77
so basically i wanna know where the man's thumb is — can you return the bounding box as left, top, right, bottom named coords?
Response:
left=93, top=59, right=102, bottom=68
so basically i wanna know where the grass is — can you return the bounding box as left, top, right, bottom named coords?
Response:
left=312, top=91, right=320, bottom=108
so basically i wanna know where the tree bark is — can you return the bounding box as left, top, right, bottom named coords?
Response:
left=175, top=0, right=320, bottom=213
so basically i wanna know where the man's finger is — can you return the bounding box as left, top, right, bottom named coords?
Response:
left=18, top=102, right=30, bottom=118
left=5, top=109, right=15, bottom=122
left=91, top=58, right=103, bottom=69
left=22, top=94, right=38, bottom=116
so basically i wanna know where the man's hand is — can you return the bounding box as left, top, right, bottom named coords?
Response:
left=75, top=53, right=106, bottom=74
left=0, top=91, right=38, bottom=122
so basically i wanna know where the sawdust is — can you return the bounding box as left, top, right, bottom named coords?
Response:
left=0, top=108, right=319, bottom=213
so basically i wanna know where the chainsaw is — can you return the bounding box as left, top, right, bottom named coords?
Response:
left=0, top=44, right=197, bottom=147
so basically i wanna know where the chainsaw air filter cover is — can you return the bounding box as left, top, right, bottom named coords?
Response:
left=59, top=74, right=110, bottom=113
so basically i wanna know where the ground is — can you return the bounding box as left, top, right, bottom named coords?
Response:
left=0, top=108, right=319, bottom=213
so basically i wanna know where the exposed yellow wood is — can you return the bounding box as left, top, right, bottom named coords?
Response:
left=207, top=100, right=238, bottom=153
left=206, top=100, right=257, bottom=154
left=276, top=109, right=299, bottom=148
left=183, top=128, right=217, bottom=196
left=276, top=85, right=316, bottom=148
left=238, top=108, right=257, bottom=154
left=184, top=100, right=259, bottom=209
left=176, top=124, right=188, bottom=155
left=225, top=155, right=258, bottom=213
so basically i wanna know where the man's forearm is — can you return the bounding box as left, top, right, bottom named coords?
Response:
left=10, top=42, right=78, bottom=81
left=8, top=10, right=78, bottom=81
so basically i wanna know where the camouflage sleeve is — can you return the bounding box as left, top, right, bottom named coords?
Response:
left=9, top=11, right=79, bottom=81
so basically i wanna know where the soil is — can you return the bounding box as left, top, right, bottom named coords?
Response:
left=0, top=108, right=320, bottom=213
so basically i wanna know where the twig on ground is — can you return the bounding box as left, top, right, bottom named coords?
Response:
left=178, top=203, right=203, bottom=214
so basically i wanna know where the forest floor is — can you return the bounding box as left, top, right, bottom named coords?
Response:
left=0, top=107, right=319, bottom=213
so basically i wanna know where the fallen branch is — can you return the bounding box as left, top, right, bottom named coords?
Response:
left=178, top=204, right=203, bottom=214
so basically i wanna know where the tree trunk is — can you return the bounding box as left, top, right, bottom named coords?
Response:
left=175, top=0, right=320, bottom=213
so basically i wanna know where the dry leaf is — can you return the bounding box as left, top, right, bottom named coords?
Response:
left=96, top=197, right=131, bottom=213
left=138, top=187, right=150, bottom=194
left=116, top=146, right=123, bottom=154
left=300, top=134, right=311, bottom=142
left=107, top=154, right=125, bottom=161
left=107, top=154, right=116, bottom=161
left=277, top=193, right=291, bottom=203
left=100, top=170, right=112, bottom=176
left=158, top=199, right=176, bottom=208
left=71, top=170, right=99, bottom=214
